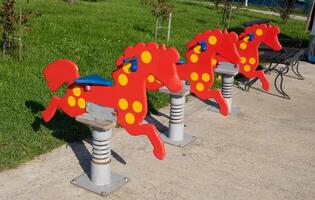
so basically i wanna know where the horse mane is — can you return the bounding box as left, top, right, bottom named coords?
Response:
left=240, top=24, right=274, bottom=39
left=115, top=42, right=179, bottom=69
left=186, top=29, right=224, bottom=50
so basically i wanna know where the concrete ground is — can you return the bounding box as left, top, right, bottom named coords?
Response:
left=0, top=62, right=315, bottom=200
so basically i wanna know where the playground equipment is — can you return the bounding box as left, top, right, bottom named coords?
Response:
left=233, top=24, right=282, bottom=91
left=213, top=62, right=239, bottom=114
left=41, top=26, right=281, bottom=195
left=42, top=42, right=183, bottom=160
left=146, top=30, right=241, bottom=145
left=158, top=82, right=194, bottom=146
left=212, top=24, right=282, bottom=113
left=72, top=103, right=128, bottom=196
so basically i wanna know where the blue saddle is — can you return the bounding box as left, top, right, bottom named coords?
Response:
left=75, top=74, right=113, bottom=86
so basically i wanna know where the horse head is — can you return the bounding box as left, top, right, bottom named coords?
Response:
left=186, top=29, right=240, bottom=65
left=116, top=42, right=182, bottom=93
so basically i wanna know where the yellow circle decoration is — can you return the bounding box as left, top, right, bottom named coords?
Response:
left=190, top=54, right=199, bottom=63
left=211, top=59, right=217, bottom=66
left=249, top=57, right=256, bottom=65
left=147, top=75, right=155, bottom=83
left=208, top=36, right=217, bottom=45
left=202, top=73, right=210, bottom=82
left=132, top=101, right=143, bottom=113
left=78, top=98, right=86, bottom=109
left=73, top=86, right=81, bottom=97
left=123, top=63, right=131, bottom=74
left=141, top=51, right=152, bottom=64
left=196, top=83, right=205, bottom=92
left=118, top=74, right=128, bottom=86
left=240, top=57, right=247, bottom=64
left=125, top=113, right=135, bottom=125
left=118, top=98, right=128, bottom=110
left=194, top=45, right=201, bottom=54
left=240, top=43, right=247, bottom=50
left=244, top=65, right=251, bottom=72
left=68, top=96, right=76, bottom=107
left=244, top=36, right=249, bottom=43
left=190, top=72, right=199, bottom=81
left=256, top=29, right=263, bottom=36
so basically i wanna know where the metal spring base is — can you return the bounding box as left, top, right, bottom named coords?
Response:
left=161, top=94, right=195, bottom=147
left=209, top=74, right=239, bottom=115
left=71, top=128, right=128, bottom=196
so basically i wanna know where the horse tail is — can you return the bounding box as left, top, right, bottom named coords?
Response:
left=44, top=59, right=80, bottom=92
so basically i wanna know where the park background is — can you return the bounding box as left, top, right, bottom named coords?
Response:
left=0, top=0, right=311, bottom=170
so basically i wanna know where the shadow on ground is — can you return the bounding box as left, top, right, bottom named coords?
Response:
left=25, top=100, right=127, bottom=176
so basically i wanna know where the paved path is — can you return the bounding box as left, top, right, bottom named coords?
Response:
left=0, top=62, right=315, bottom=200
left=178, top=0, right=307, bottom=21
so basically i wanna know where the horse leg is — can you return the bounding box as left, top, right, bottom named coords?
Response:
left=42, top=96, right=61, bottom=122
left=123, top=123, right=165, bottom=160
left=255, top=70, right=270, bottom=91
left=198, top=89, right=228, bottom=116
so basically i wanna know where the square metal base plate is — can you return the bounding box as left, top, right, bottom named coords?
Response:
left=71, top=172, right=128, bottom=196
left=160, top=133, right=196, bottom=147
left=208, top=106, right=240, bottom=115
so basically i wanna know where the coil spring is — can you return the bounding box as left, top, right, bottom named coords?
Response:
left=222, top=81, right=233, bottom=99
left=170, top=100, right=184, bottom=124
left=92, top=137, right=111, bottom=164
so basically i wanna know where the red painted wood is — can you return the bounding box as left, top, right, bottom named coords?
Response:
left=42, top=42, right=183, bottom=160
left=146, top=30, right=241, bottom=116
left=219, top=24, right=282, bottom=91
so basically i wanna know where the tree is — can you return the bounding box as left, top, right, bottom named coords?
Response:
left=140, top=0, right=173, bottom=42
left=0, top=0, right=16, bottom=55
left=141, top=0, right=173, bottom=19
left=213, top=0, right=242, bottom=29
left=270, top=0, right=296, bottom=23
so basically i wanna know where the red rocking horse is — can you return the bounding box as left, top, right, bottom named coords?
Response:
left=42, top=42, right=183, bottom=160
left=232, top=24, right=282, bottom=91
left=145, top=30, right=241, bottom=116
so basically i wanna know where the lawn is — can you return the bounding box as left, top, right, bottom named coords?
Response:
left=0, top=0, right=309, bottom=170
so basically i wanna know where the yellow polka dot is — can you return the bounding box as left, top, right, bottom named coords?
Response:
left=244, top=36, right=249, bottom=43
left=118, top=98, right=128, bottom=110
left=211, top=59, right=217, bottom=66
left=240, top=43, right=247, bottom=50
left=241, top=57, right=247, bottom=64
left=196, top=83, right=204, bottom=92
left=78, top=98, right=86, bottom=109
left=194, top=45, right=201, bottom=54
left=141, top=51, right=152, bottom=64
left=244, top=65, right=251, bottom=72
left=73, top=86, right=81, bottom=97
left=202, top=73, right=210, bottom=82
left=122, top=63, right=131, bottom=74
left=132, top=101, right=143, bottom=113
left=118, top=74, right=128, bottom=86
left=147, top=75, right=155, bottom=83
left=208, top=36, right=217, bottom=45
left=190, top=72, right=199, bottom=81
left=256, top=29, right=263, bottom=36
left=125, top=113, right=135, bottom=125
left=190, top=54, right=199, bottom=63
left=68, top=96, right=76, bottom=107
left=249, top=57, right=256, bottom=65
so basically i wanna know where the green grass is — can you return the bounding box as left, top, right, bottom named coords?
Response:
left=0, top=0, right=309, bottom=170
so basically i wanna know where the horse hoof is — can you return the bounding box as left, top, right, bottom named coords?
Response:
left=153, top=149, right=165, bottom=160
left=41, top=110, right=52, bottom=122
